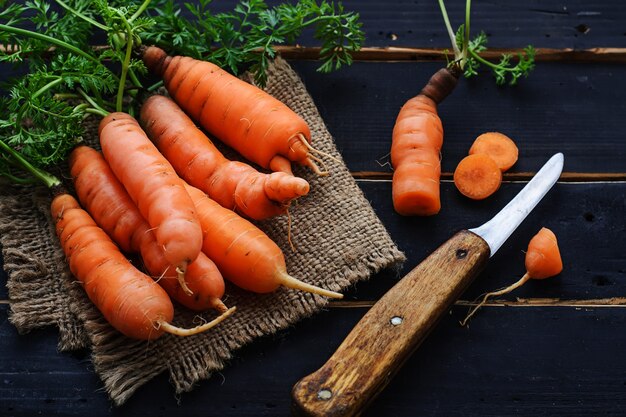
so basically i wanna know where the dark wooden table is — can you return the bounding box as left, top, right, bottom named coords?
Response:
left=2, top=1, right=626, bottom=416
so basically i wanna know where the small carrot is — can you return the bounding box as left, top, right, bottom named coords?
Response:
left=69, top=145, right=228, bottom=312
left=469, top=132, right=519, bottom=172
left=98, top=112, right=203, bottom=288
left=141, top=46, right=331, bottom=175
left=184, top=183, right=343, bottom=299
left=390, top=67, right=460, bottom=216
left=460, top=227, right=563, bottom=326
left=453, top=153, right=503, bottom=200
left=51, top=193, right=235, bottom=340
left=139, top=94, right=310, bottom=220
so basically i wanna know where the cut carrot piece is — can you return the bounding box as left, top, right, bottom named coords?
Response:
left=469, top=132, right=519, bottom=172
left=453, top=153, right=502, bottom=200
left=525, top=227, right=563, bottom=279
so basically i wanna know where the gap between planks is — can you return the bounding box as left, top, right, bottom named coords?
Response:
left=351, top=171, right=626, bottom=182
left=330, top=298, right=626, bottom=309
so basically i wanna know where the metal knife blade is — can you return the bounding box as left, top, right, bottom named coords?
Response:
left=470, top=152, right=564, bottom=257
left=292, top=153, right=564, bottom=417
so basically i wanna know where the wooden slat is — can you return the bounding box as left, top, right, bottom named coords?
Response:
left=351, top=172, right=626, bottom=181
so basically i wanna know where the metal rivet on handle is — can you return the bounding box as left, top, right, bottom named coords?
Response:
left=390, top=316, right=403, bottom=326
left=318, top=389, right=332, bottom=400
left=456, top=249, right=468, bottom=259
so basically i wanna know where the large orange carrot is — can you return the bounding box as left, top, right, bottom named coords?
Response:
left=139, top=95, right=310, bottom=220
left=141, top=46, right=328, bottom=175
left=98, top=112, right=202, bottom=283
left=69, top=145, right=228, bottom=312
left=390, top=67, right=460, bottom=216
left=184, top=183, right=342, bottom=299
left=51, top=193, right=235, bottom=339
left=460, top=227, right=563, bottom=325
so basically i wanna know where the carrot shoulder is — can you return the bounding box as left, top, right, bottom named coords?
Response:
left=141, top=46, right=327, bottom=175
left=390, top=67, right=460, bottom=216
left=139, top=94, right=310, bottom=220
left=69, top=145, right=227, bottom=312
left=98, top=112, right=202, bottom=278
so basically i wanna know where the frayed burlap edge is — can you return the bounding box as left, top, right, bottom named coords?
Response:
left=0, top=56, right=405, bottom=405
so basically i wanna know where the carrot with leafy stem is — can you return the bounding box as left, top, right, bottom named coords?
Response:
left=98, top=112, right=203, bottom=294
left=460, top=227, right=563, bottom=326
left=51, top=193, right=235, bottom=340
left=69, top=145, right=230, bottom=313
left=139, top=95, right=310, bottom=220
left=141, top=45, right=336, bottom=176
left=390, top=0, right=535, bottom=216
left=185, top=183, right=343, bottom=299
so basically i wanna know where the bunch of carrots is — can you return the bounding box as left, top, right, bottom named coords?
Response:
left=49, top=45, right=343, bottom=341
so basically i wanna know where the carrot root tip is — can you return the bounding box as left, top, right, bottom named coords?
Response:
left=175, top=265, right=194, bottom=296
left=157, top=306, right=236, bottom=337
left=278, top=272, right=343, bottom=299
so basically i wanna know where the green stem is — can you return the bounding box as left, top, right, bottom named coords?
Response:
left=77, top=88, right=109, bottom=116
left=0, top=23, right=105, bottom=70
left=0, top=139, right=61, bottom=188
left=129, top=0, right=153, bottom=23
left=462, top=0, right=472, bottom=68
left=128, top=68, right=143, bottom=89
left=113, top=10, right=134, bottom=112
left=85, top=107, right=108, bottom=117
left=468, top=49, right=515, bottom=72
left=437, top=0, right=461, bottom=60
left=32, top=78, right=64, bottom=99
left=54, top=0, right=109, bottom=31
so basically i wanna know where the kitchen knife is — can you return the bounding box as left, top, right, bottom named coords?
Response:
left=292, top=153, right=564, bottom=417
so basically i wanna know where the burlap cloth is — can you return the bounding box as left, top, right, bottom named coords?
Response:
left=0, top=57, right=405, bottom=405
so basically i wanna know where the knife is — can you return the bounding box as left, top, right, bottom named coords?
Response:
left=292, top=152, right=564, bottom=417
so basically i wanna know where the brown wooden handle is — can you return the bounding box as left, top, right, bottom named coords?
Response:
left=291, top=230, right=490, bottom=417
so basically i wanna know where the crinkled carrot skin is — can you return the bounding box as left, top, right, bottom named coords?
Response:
left=98, top=112, right=202, bottom=274
left=184, top=183, right=286, bottom=294
left=69, top=146, right=225, bottom=311
left=139, top=95, right=309, bottom=220
left=525, top=227, right=563, bottom=279
left=51, top=193, right=173, bottom=340
left=469, top=132, right=519, bottom=172
left=453, top=153, right=503, bottom=200
left=142, top=46, right=311, bottom=171
left=391, top=95, right=443, bottom=216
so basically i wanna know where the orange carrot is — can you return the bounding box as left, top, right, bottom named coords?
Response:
left=51, top=193, right=235, bottom=339
left=98, top=112, right=202, bottom=285
left=139, top=95, right=310, bottom=220
left=469, top=132, right=519, bottom=172
left=460, top=227, right=563, bottom=325
left=141, top=46, right=329, bottom=175
left=69, top=145, right=228, bottom=312
left=391, top=67, right=460, bottom=216
left=184, top=183, right=343, bottom=299
left=453, top=153, right=503, bottom=200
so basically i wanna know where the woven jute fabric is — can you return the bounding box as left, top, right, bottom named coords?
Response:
left=0, top=57, right=405, bottom=405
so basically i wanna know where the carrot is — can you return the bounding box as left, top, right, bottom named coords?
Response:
left=184, top=183, right=343, bottom=299
left=390, top=67, right=460, bottom=216
left=139, top=95, right=310, bottom=220
left=98, top=112, right=203, bottom=290
left=51, top=193, right=235, bottom=340
left=469, top=132, right=519, bottom=172
left=69, top=145, right=228, bottom=312
left=460, top=227, right=563, bottom=325
left=453, top=153, right=503, bottom=200
left=141, top=46, right=331, bottom=175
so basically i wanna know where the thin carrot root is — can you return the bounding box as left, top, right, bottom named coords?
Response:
left=209, top=297, right=230, bottom=314
left=157, top=306, right=236, bottom=337
left=278, top=272, right=343, bottom=299
left=298, top=134, right=342, bottom=165
left=460, top=272, right=531, bottom=326
left=305, top=154, right=330, bottom=176
left=175, top=265, right=194, bottom=296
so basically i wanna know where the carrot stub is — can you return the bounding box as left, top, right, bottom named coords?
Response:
left=460, top=227, right=563, bottom=326
left=51, top=193, right=235, bottom=340
left=469, top=132, right=519, bottom=172
left=453, top=153, right=503, bottom=200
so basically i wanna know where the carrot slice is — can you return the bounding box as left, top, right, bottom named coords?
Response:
left=453, top=153, right=502, bottom=200
left=469, top=132, right=519, bottom=172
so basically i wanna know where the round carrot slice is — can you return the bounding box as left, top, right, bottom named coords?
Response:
left=469, top=132, right=519, bottom=172
left=453, top=153, right=502, bottom=200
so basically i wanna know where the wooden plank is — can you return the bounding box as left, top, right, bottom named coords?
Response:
left=3, top=303, right=626, bottom=416
left=289, top=60, right=626, bottom=173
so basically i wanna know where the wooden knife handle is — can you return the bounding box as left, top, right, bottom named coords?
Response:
left=291, top=230, right=490, bottom=417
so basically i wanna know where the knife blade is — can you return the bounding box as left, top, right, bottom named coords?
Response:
left=291, top=153, right=564, bottom=417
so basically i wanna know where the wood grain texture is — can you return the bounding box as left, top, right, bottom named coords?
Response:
left=292, top=231, right=489, bottom=417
